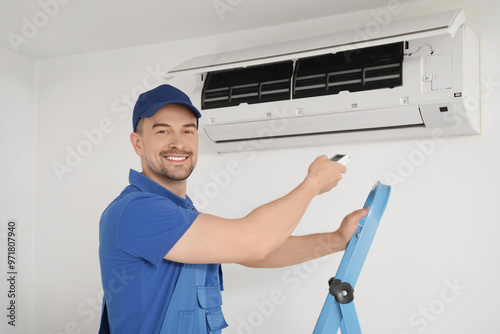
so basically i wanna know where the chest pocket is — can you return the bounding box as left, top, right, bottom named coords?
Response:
left=161, top=263, right=228, bottom=334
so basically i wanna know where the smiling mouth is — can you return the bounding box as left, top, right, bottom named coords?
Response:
left=161, top=150, right=191, bottom=162
left=165, top=156, right=188, bottom=161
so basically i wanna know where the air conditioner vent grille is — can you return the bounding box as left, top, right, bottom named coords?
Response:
left=202, top=61, right=293, bottom=109
left=293, top=42, right=404, bottom=98
left=201, top=42, right=404, bottom=109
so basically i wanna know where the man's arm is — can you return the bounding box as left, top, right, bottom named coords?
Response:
left=164, top=155, right=346, bottom=265
left=239, top=208, right=368, bottom=268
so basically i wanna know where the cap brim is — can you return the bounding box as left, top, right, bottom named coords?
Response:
left=141, top=101, right=201, bottom=120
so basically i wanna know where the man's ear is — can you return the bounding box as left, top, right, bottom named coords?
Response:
left=130, top=132, right=143, bottom=156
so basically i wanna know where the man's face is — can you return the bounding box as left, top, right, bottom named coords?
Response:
left=133, top=104, right=199, bottom=184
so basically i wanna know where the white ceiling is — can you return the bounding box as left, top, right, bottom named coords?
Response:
left=0, top=0, right=419, bottom=59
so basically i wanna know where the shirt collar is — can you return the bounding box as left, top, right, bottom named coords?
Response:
left=128, top=169, right=195, bottom=210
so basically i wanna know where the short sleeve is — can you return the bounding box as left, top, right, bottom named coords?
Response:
left=119, top=194, right=199, bottom=266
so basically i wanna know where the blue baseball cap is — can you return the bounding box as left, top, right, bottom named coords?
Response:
left=132, top=84, right=201, bottom=131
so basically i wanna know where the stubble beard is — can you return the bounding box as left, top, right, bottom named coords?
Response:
left=145, top=151, right=195, bottom=182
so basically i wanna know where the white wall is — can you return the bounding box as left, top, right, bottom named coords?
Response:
left=5, top=0, right=499, bottom=333
left=0, top=48, right=36, bottom=333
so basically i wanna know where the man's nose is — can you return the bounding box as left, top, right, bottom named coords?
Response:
left=167, top=133, right=185, bottom=150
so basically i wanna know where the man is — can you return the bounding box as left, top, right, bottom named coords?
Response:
left=98, top=84, right=368, bottom=333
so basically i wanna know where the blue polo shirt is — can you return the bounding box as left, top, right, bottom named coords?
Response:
left=99, top=169, right=200, bottom=333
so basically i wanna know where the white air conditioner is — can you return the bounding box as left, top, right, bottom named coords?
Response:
left=167, top=9, right=480, bottom=153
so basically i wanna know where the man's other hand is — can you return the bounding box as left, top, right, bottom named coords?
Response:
left=336, top=207, right=369, bottom=250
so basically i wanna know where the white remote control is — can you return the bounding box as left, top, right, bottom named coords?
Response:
left=330, top=154, right=351, bottom=166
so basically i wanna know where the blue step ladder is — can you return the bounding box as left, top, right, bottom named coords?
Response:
left=314, top=181, right=391, bottom=334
